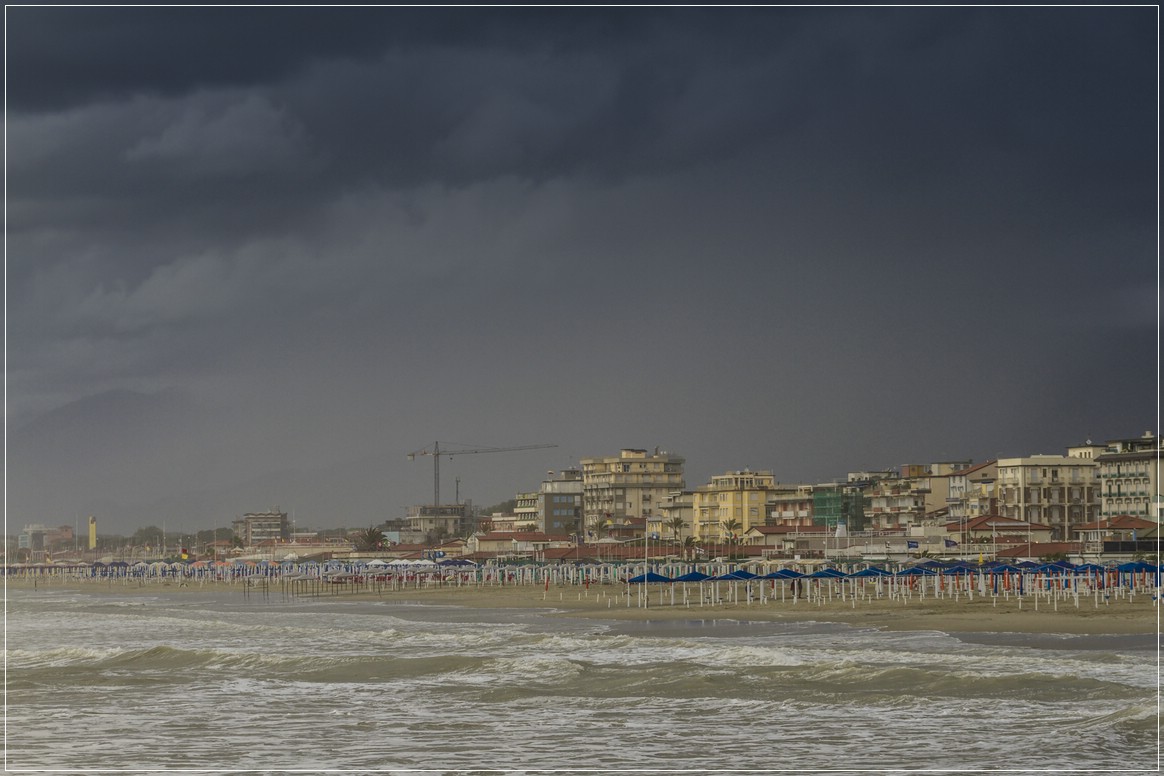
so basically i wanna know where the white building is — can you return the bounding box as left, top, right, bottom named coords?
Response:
left=1094, top=432, right=1161, bottom=522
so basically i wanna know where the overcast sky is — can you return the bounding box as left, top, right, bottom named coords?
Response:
left=7, top=6, right=1158, bottom=535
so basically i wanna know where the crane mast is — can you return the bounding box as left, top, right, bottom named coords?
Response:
left=407, top=441, right=558, bottom=507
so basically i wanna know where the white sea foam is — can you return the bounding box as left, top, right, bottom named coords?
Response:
left=5, top=589, right=1156, bottom=772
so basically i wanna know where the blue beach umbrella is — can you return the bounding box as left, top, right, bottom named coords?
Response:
left=762, top=569, right=805, bottom=580
left=712, top=570, right=759, bottom=581
left=628, top=571, right=673, bottom=583
left=895, top=567, right=937, bottom=576
left=848, top=567, right=892, bottom=578
left=1116, top=561, right=1153, bottom=572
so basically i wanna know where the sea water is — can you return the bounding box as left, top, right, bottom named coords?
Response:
left=5, top=587, right=1158, bottom=773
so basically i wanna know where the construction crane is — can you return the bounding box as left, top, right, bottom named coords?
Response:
left=407, top=441, right=558, bottom=507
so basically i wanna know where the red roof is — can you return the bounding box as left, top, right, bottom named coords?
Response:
left=996, top=542, right=1082, bottom=558
left=951, top=514, right=1053, bottom=532
left=1077, top=515, right=1156, bottom=531
left=952, top=459, right=998, bottom=477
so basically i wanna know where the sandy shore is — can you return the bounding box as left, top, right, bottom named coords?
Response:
left=347, top=582, right=1161, bottom=635
left=9, top=576, right=1160, bottom=635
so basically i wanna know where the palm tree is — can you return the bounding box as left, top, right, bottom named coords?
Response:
left=353, top=526, right=386, bottom=552
left=720, top=519, right=742, bottom=559
left=665, top=517, right=686, bottom=545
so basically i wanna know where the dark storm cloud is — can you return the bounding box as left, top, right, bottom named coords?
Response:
left=6, top=6, right=1156, bottom=531
left=9, top=7, right=1152, bottom=232
left=5, top=7, right=737, bottom=111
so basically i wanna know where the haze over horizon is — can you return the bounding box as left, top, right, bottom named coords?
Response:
left=7, top=7, right=1157, bottom=535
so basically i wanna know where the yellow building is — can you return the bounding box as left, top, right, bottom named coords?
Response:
left=581, top=448, right=686, bottom=532
left=996, top=455, right=1097, bottom=540
left=691, top=469, right=777, bottom=541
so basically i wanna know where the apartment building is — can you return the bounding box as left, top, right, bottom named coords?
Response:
left=232, top=509, right=291, bottom=547
left=866, top=462, right=972, bottom=530
left=995, top=455, right=1097, bottom=540
left=866, top=477, right=928, bottom=530
left=1095, top=432, right=1161, bottom=521
left=812, top=483, right=868, bottom=531
left=509, top=471, right=585, bottom=536
left=691, top=469, right=777, bottom=541
left=1067, top=441, right=1109, bottom=460
left=581, top=448, right=686, bottom=531
left=766, top=483, right=816, bottom=527
left=656, top=490, right=694, bottom=542
left=514, top=490, right=539, bottom=529
left=403, top=502, right=475, bottom=543
left=946, top=460, right=998, bottom=522
left=539, top=469, right=584, bottom=536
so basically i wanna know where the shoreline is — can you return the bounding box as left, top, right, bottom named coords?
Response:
left=8, top=577, right=1160, bottom=636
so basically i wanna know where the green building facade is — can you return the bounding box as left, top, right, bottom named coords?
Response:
left=812, top=485, right=868, bottom=532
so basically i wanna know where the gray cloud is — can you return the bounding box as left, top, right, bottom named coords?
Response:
left=6, top=7, right=1156, bottom=533
left=124, top=93, right=317, bottom=176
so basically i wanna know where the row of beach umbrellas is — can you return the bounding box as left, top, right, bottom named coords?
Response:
left=628, top=560, right=1161, bottom=584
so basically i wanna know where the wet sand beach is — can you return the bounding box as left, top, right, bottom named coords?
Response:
left=343, top=580, right=1161, bottom=635
left=9, top=576, right=1159, bottom=636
